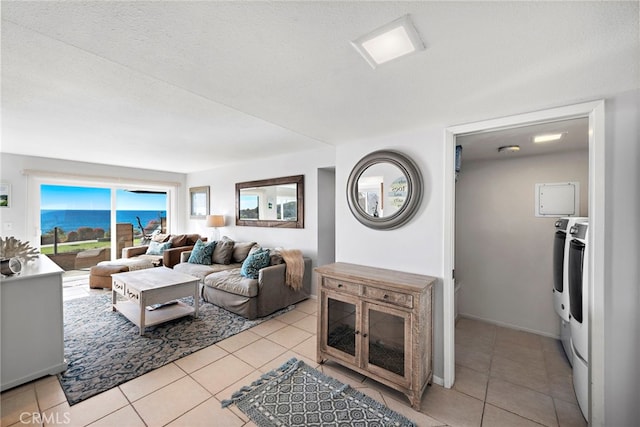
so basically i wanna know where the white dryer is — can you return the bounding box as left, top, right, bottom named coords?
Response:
left=568, top=220, right=589, bottom=420
left=553, top=217, right=588, bottom=320
left=553, top=216, right=587, bottom=362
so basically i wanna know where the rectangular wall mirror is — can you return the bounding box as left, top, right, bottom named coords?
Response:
left=236, top=175, right=304, bottom=228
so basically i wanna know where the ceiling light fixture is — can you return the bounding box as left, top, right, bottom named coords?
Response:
left=351, top=15, right=425, bottom=68
left=498, top=145, right=521, bottom=153
left=533, top=133, right=565, bottom=143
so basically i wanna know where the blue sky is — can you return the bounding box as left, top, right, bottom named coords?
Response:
left=41, top=185, right=166, bottom=210
left=240, top=195, right=258, bottom=209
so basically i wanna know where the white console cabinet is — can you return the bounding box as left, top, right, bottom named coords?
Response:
left=1, top=255, right=67, bottom=391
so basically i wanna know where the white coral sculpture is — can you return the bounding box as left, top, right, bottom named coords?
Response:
left=0, top=236, right=39, bottom=262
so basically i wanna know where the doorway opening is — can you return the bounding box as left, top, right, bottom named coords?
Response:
left=443, top=100, right=605, bottom=423
left=317, top=167, right=336, bottom=270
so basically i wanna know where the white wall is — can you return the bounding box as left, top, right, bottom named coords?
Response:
left=603, top=89, right=639, bottom=425
left=335, top=127, right=446, bottom=378
left=456, top=150, right=589, bottom=337
left=0, top=153, right=186, bottom=245
left=185, top=147, right=335, bottom=295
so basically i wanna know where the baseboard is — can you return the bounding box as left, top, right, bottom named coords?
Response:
left=432, top=375, right=444, bottom=386
left=458, top=313, right=560, bottom=340
left=1, top=361, right=68, bottom=392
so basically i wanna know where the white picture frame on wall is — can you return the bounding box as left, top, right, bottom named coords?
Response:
left=189, top=186, right=209, bottom=219
left=0, top=182, right=10, bottom=208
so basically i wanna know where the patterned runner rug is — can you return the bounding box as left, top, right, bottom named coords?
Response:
left=59, top=293, right=289, bottom=405
left=222, top=358, right=416, bottom=427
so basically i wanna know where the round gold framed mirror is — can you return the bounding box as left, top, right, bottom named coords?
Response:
left=346, top=150, right=423, bottom=230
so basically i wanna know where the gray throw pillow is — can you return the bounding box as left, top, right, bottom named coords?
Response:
left=232, top=241, right=258, bottom=263
left=212, top=236, right=234, bottom=265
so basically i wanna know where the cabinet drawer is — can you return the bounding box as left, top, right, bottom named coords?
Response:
left=323, top=277, right=360, bottom=295
left=364, top=286, right=413, bottom=309
left=125, top=287, right=141, bottom=301
left=112, top=280, right=126, bottom=296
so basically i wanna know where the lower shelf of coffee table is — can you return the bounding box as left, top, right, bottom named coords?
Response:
left=114, top=300, right=195, bottom=330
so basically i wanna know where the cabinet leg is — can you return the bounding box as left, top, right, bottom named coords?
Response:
left=410, top=398, right=421, bottom=410
left=408, top=391, right=421, bottom=410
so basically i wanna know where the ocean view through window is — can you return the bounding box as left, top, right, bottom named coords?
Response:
left=40, top=185, right=167, bottom=271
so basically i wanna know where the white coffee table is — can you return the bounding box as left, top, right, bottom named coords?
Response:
left=111, top=267, right=200, bottom=335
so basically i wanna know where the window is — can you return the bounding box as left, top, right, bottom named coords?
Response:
left=39, top=183, right=169, bottom=272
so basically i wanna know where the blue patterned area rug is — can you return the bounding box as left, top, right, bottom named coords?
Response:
left=222, top=358, right=416, bottom=427
left=59, top=293, right=290, bottom=405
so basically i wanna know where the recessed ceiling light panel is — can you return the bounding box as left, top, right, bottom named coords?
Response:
left=351, top=15, right=425, bottom=69
left=533, top=133, right=565, bottom=143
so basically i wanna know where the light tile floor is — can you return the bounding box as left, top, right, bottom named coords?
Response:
left=1, top=281, right=587, bottom=427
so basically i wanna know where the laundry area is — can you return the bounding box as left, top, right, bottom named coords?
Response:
left=453, top=117, right=589, bottom=423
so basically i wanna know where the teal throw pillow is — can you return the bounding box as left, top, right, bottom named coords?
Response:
left=188, top=239, right=216, bottom=265
left=240, top=248, right=270, bottom=279
left=146, top=241, right=172, bottom=255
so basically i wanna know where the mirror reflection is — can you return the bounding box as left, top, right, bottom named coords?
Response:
left=356, top=163, right=408, bottom=218
left=346, top=150, right=422, bottom=230
left=236, top=175, right=304, bottom=228
left=239, top=184, right=298, bottom=221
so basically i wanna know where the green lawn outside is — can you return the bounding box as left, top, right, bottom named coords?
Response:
left=40, top=241, right=111, bottom=255
left=40, top=238, right=143, bottom=255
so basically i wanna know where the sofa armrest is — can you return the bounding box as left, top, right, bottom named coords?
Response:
left=121, top=245, right=148, bottom=258
left=180, top=251, right=193, bottom=263
left=258, top=257, right=312, bottom=294
left=163, top=245, right=195, bottom=269
left=258, top=263, right=287, bottom=287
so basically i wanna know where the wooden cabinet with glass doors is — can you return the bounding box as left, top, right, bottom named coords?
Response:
left=316, top=262, right=435, bottom=409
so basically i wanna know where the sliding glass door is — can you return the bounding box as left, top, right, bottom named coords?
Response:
left=116, top=189, right=167, bottom=248
left=40, top=185, right=167, bottom=272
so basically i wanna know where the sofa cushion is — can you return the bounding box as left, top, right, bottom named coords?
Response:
left=186, top=234, right=201, bottom=245
left=151, top=233, right=170, bottom=243
left=232, top=241, right=258, bottom=263
left=169, top=234, right=188, bottom=247
left=188, top=239, right=216, bottom=265
left=268, top=249, right=284, bottom=265
left=174, top=262, right=239, bottom=282
left=213, top=237, right=234, bottom=264
left=204, top=269, right=258, bottom=298
left=98, top=258, right=157, bottom=270
left=240, top=248, right=270, bottom=279
left=146, top=241, right=172, bottom=255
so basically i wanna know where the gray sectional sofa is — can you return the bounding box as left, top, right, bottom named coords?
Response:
left=173, top=238, right=311, bottom=320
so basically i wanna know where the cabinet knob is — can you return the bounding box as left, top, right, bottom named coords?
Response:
left=383, top=294, right=389, bottom=299
left=355, top=330, right=360, bottom=335
left=337, top=283, right=343, bottom=288
left=363, top=333, right=368, bottom=338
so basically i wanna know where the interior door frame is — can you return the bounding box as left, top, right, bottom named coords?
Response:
left=443, top=100, right=605, bottom=424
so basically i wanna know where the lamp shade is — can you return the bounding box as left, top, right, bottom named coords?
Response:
left=206, top=215, right=225, bottom=227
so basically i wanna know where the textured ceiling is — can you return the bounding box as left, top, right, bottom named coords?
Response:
left=1, top=1, right=638, bottom=173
